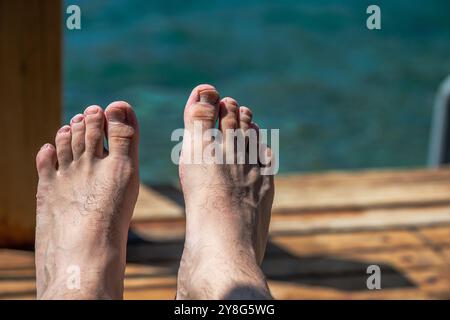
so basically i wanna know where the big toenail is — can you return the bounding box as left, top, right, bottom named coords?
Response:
left=58, top=126, right=71, bottom=133
left=71, top=114, right=84, bottom=123
left=199, top=90, right=219, bottom=104
left=41, top=143, right=52, bottom=150
left=85, top=106, right=99, bottom=115
left=108, top=108, right=126, bottom=123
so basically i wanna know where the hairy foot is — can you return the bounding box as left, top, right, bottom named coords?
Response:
left=35, top=102, right=139, bottom=299
left=176, top=85, right=274, bottom=299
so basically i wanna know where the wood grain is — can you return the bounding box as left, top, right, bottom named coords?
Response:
left=2, top=168, right=450, bottom=299
left=0, top=0, right=62, bottom=246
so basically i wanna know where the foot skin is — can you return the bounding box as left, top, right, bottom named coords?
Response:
left=177, top=85, right=274, bottom=300
left=35, top=102, right=140, bottom=299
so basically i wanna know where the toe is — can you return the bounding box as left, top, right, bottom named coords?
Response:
left=219, top=98, right=241, bottom=161
left=219, top=97, right=239, bottom=132
left=239, top=107, right=257, bottom=157
left=250, top=122, right=260, bottom=138
left=239, top=106, right=253, bottom=131
left=84, top=105, right=105, bottom=158
left=259, top=144, right=272, bottom=167
left=105, top=101, right=139, bottom=160
left=55, top=125, right=73, bottom=169
left=184, top=84, right=220, bottom=132
left=36, top=144, right=57, bottom=178
left=70, top=114, right=85, bottom=160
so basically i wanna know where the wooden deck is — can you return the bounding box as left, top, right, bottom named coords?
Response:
left=1, top=168, right=450, bottom=299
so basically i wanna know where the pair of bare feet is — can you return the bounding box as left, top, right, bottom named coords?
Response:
left=35, top=84, right=274, bottom=299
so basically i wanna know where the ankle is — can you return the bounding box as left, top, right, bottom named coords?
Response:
left=177, top=248, right=271, bottom=300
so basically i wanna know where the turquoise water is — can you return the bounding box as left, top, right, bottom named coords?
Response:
left=64, top=0, right=450, bottom=183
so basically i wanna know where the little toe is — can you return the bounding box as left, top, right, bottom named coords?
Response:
left=83, top=105, right=105, bottom=158
left=70, top=114, right=85, bottom=160
left=36, top=144, right=57, bottom=178
left=55, top=125, right=73, bottom=169
left=105, top=101, right=139, bottom=160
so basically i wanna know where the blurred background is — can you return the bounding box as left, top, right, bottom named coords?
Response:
left=64, top=0, right=450, bottom=183
left=1, top=0, right=449, bottom=300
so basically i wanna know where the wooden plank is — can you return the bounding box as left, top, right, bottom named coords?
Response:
left=127, top=230, right=424, bottom=263
left=0, top=250, right=34, bottom=269
left=134, top=184, right=183, bottom=220
left=0, top=250, right=448, bottom=300
left=132, top=169, right=450, bottom=222
left=269, top=206, right=450, bottom=235
left=269, top=284, right=429, bottom=299
left=417, top=226, right=450, bottom=247
left=268, top=268, right=450, bottom=300
left=124, top=288, right=175, bottom=300
left=0, top=280, right=35, bottom=297
left=273, top=168, right=450, bottom=212
left=4, top=273, right=446, bottom=301
left=262, top=249, right=444, bottom=278
left=124, top=276, right=176, bottom=289
left=0, top=0, right=62, bottom=246
left=270, top=230, right=423, bottom=255
left=131, top=206, right=450, bottom=240
left=131, top=220, right=186, bottom=241
left=442, top=248, right=450, bottom=265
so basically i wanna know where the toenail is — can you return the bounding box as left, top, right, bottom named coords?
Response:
left=58, top=126, right=71, bottom=133
left=199, top=90, right=219, bottom=104
left=224, top=98, right=238, bottom=106
left=107, top=108, right=126, bottom=123
left=71, top=114, right=84, bottom=123
left=85, top=106, right=100, bottom=115
left=240, top=107, right=252, bottom=116
left=41, top=143, right=52, bottom=150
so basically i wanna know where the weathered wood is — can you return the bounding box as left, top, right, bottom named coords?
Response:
left=0, top=0, right=62, bottom=247
left=134, top=168, right=450, bottom=222
left=134, top=184, right=183, bottom=220
left=268, top=267, right=450, bottom=299
left=273, top=168, right=450, bottom=213
left=2, top=169, right=450, bottom=299
left=271, top=230, right=425, bottom=255
left=132, top=205, right=450, bottom=238
left=269, top=206, right=450, bottom=235
left=126, top=230, right=426, bottom=262
left=417, top=227, right=450, bottom=247
left=262, top=249, right=444, bottom=278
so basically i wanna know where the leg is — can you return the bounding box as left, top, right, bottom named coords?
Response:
left=177, top=85, right=274, bottom=299
left=35, top=102, right=140, bottom=299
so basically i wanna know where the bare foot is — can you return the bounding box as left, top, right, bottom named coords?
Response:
left=35, top=102, right=139, bottom=299
left=176, top=85, right=274, bottom=299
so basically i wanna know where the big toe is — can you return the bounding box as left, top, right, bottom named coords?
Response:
left=184, top=84, right=220, bottom=132
left=104, top=101, right=139, bottom=160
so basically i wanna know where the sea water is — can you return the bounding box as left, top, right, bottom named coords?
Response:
left=64, top=0, right=450, bottom=183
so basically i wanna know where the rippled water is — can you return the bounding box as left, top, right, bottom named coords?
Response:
left=64, top=0, right=450, bottom=183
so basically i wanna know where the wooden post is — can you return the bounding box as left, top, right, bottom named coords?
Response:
left=428, top=75, right=450, bottom=167
left=0, top=0, right=61, bottom=247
